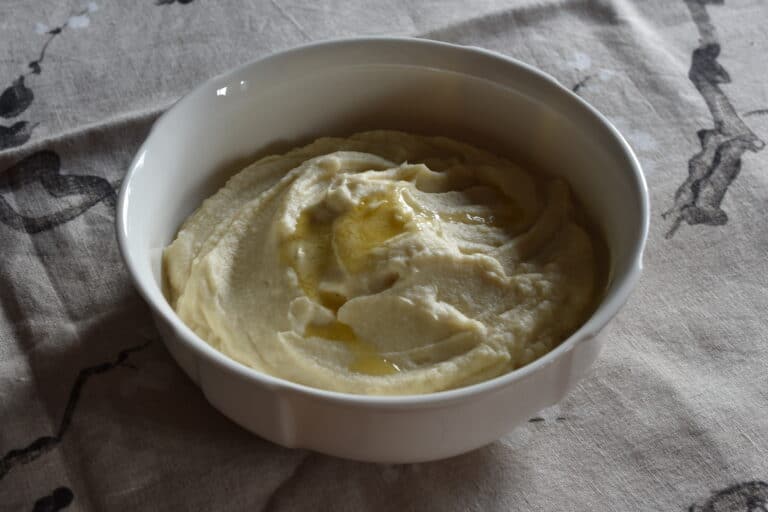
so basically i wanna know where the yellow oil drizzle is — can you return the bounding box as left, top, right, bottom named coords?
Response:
left=317, top=290, right=346, bottom=313
left=304, top=320, right=400, bottom=376
left=436, top=204, right=524, bottom=228
left=282, top=210, right=332, bottom=302
left=284, top=183, right=521, bottom=378
left=283, top=188, right=410, bottom=296
left=398, top=184, right=525, bottom=231
left=438, top=209, right=523, bottom=228
left=349, top=353, right=401, bottom=376
left=304, top=320, right=357, bottom=343
left=282, top=195, right=404, bottom=376
left=333, top=190, right=408, bottom=273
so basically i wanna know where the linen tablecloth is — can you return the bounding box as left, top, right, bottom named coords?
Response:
left=2, top=1, right=767, bottom=510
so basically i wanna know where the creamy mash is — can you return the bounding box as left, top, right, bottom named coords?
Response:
left=164, top=131, right=601, bottom=395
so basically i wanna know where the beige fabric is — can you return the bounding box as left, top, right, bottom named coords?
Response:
left=1, top=0, right=767, bottom=510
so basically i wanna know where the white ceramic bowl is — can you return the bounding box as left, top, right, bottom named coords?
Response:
left=117, top=37, right=649, bottom=463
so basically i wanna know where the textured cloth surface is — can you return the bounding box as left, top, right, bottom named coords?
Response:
left=1, top=1, right=767, bottom=510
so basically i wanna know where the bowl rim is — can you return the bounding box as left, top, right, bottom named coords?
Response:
left=116, top=35, right=650, bottom=408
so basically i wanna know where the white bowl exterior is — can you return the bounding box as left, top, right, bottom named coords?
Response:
left=118, top=38, right=648, bottom=463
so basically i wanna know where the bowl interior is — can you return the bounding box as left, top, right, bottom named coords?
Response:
left=119, top=38, right=646, bottom=386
